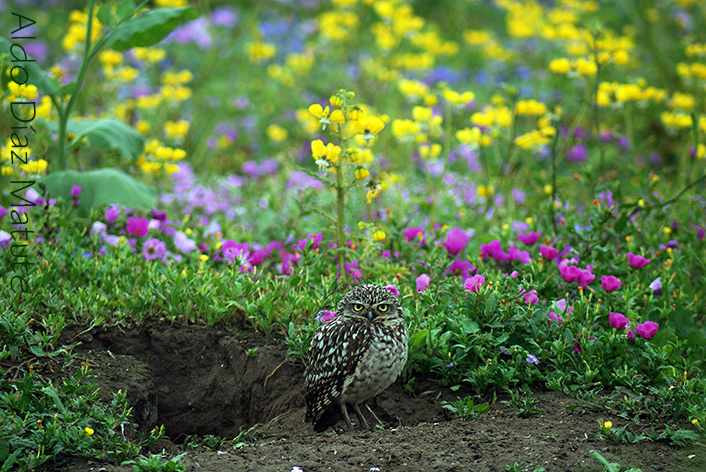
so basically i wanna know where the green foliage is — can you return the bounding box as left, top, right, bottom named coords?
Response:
left=41, top=168, right=157, bottom=213
left=441, top=395, right=490, bottom=420
left=104, top=6, right=199, bottom=50
left=122, top=452, right=188, bottom=472
left=502, top=389, right=543, bottom=418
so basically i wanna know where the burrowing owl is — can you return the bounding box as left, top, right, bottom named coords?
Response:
left=305, top=284, right=408, bottom=431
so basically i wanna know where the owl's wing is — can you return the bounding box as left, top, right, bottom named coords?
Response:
left=304, top=317, right=371, bottom=424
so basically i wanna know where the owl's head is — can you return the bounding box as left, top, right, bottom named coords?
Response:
left=337, top=284, right=401, bottom=322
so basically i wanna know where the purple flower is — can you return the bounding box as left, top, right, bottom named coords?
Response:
left=70, top=185, right=81, bottom=199
left=443, top=227, right=470, bottom=255
left=696, top=226, right=705, bottom=241
left=520, top=288, right=539, bottom=305
left=385, top=285, right=400, bottom=297
left=526, top=354, right=539, bottom=365
left=609, top=312, right=629, bottom=330
left=559, top=264, right=582, bottom=282
left=627, top=330, right=635, bottom=340
left=637, top=321, right=659, bottom=339
left=546, top=311, right=562, bottom=327
left=464, top=274, right=485, bottom=293
left=317, top=310, right=337, bottom=323
left=601, top=275, right=622, bottom=292
left=416, top=274, right=430, bottom=292
left=446, top=260, right=476, bottom=280
left=90, top=221, right=107, bottom=237
left=106, top=205, right=121, bottom=224
left=627, top=252, right=650, bottom=268
left=0, top=230, right=11, bottom=248
left=143, top=238, right=166, bottom=260
left=480, top=239, right=509, bottom=263
left=211, top=6, right=238, bottom=27
left=566, top=143, right=587, bottom=162
left=126, top=217, right=149, bottom=237
left=578, top=267, right=595, bottom=287
left=403, top=226, right=424, bottom=243
left=649, top=277, right=662, bottom=296
left=174, top=231, right=197, bottom=253
left=517, top=231, right=541, bottom=245
left=539, top=244, right=559, bottom=260
left=0, top=205, right=7, bottom=220
left=508, top=245, right=532, bottom=264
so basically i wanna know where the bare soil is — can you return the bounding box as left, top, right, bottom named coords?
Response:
left=43, top=324, right=703, bottom=472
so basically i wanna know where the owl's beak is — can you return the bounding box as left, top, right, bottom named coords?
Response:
left=366, top=311, right=374, bottom=321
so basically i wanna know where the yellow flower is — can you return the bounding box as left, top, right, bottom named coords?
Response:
left=575, top=57, right=597, bottom=76
left=199, top=254, right=209, bottom=263
left=311, top=140, right=341, bottom=165
left=330, top=109, right=345, bottom=124
left=6, top=82, right=38, bottom=101
left=373, top=230, right=386, bottom=241
left=330, top=95, right=343, bottom=106
left=20, top=159, right=48, bottom=174
left=692, top=419, right=699, bottom=426
left=85, top=427, right=95, bottom=436
left=412, top=106, right=433, bottom=123
left=366, top=188, right=380, bottom=204
left=164, top=120, right=190, bottom=139
left=355, top=168, right=369, bottom=180
left=477, top=185, right=494, bottom=198
left=266, top=124, right=288, bottom=142
left=245, top=41, right=276, bottom=63
left=353, top=115, right=385, bottom=145
left=603, top=421, right=612, bottom=430
left=358, top=221, right=366, bottom=230
left=549, top=58, right=571, bottom=74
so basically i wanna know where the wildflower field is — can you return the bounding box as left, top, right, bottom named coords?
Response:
left=1, top=0, right=706, bottom=470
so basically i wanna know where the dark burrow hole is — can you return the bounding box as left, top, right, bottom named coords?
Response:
left=59, top=325, right=451, bottom=443
left=60, top=325, right=305, bottom=443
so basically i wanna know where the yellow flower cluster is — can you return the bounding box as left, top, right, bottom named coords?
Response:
left=596, top=82, right=666, bottom=107
left=133, top=47, right=167, bottom=63
left=246, top=41, right=277, bottom=63
left=319, top=11, right=360, bottom=41
left=463, top=29, right=514, bottom=61
left=62, top=9, right=103, bottom=51
left=137, top=140, right=186, bottom=175
left=267, top=124, right=288, bottom=143
left=164, top=120, right=190, bottom=140
left=514, top=128, right=555, bottom=150
left=515, top=99, right=548, bottom=116
left=5, top=83, right=38, bottom=102
left=160, top=70, right=193, bottom=103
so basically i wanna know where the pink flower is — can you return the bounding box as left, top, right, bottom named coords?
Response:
left=464, top=274, right=485, bottom=293
left=70, top=185, right=82, bottom=199
left=609, top=312, right=629, bottom=330
left=446, top=260, right=476, bottom=280
left=143, top=238, right=166, bottom=260
left=578, top=267, right=595, bottom=287
left=174, top=231, right=197, bottom=253
left=518, top=231, right=541, bottom=245
left=637, top=321, right=659, bottom=339
left=385, top=285, right=400, bottom=297
left=539, top=244, right=559, bottom=260
left=559, top=264, right=582, bottom=282
left=480, top=240, right=509, bottom=263
left=416, top=274, right=430, bottom=292
left=126, top=217, right=149, bottom=237
left=601, top=275, right=622, bottom=292
left=317, top=310, right=337, bottom=323
left=443, top=227, right=470, bottom=255
left=105, top=204, right=121, bottom=224
left=627, top=330, right=635, bottom=340
left=520, top=288, right=539, bottom=305
left=546, top=311, right=562, bottom=326
left=627, top=252, right=650, bottom=268
left=403, top=226, right=425, bottom=243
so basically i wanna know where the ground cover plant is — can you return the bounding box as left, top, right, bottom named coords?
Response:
left=1, top=0, right=706, bottom=470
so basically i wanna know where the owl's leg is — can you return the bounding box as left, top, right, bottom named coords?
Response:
left=352, top=403, right=370, bottom=430
left=340, top=403, right=354, bottom=430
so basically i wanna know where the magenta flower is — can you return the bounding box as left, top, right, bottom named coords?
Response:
left=316, top=310, right=337, bottom=323
left=0, top=205, right=7, bottom=220
left=480, top=240, right=509, bottom=263
left=416, top=274, right=430, bottom=292
left=174, top=231, right=197, bottom=253
left=559, top=264, right=582, bottom=282
left=70, top=185, right=82, bottom=199
left=446, top=260, right=476, bottom=280
left=520, top=288, right=539, bottom=305
left=105, top=204, right=121, bottom=224
left=508, top=245, right=532, bottom=264
left=403, top=226, right=424, bottom=243
left=517, top=231, right=541, bottom=245
left=546, top=311, right=562, bottom=326
left=126, top=217, right=149, bottom=237
left=143, top=238, right=166, bottom=260
left=696, top=226, right=705, bottom=241
left=601, top=275, right=622, bottom=292
left=578, top=267, right=595, bottom=287
left=627, top=252, right=650, bottom=268
left=539, top=244, right=559, bottom=260
left=627, top=330, right=635, bottom=340
left=609, top=312, right=629, bottom=330
left=385, top=285, right=400, bottom=297
left=443, top=227, right=470, bottom=255
left=464, top=274, right=485, bottom=293
left=637, top=321, right=659, bottom=339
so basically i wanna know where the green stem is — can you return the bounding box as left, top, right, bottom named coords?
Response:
left=336, top=164, right=346, bottom=284
left=57, top=0, right=96, bottom=171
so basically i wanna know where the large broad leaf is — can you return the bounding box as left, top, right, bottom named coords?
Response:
left=38, top=118, right=144, bottom=162
left=103, top=6, right=199, bottom=50
left=41, top=168, right=157, bottom=214
left=0, top=37, right=59, bottom=96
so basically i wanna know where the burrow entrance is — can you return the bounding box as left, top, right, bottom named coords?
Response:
left=59, top=325, right=448, bottom=442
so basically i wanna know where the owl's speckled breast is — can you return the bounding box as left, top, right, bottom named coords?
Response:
left=340, top=320, right=408, bottom=403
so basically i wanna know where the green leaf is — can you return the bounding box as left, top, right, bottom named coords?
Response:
left=589, top=450, right=620, bottom=472
left=459, top=319, right=479, bottom=335
left=41, top=168, right=157, bottom=213
left=42, top=385, right=67, bottom=414
left=37, top=118, right=144, bottom=162
left=97, top=5, right=116, bottom=27
left=0, top=37, right=60, bottom=96
left=117, top=0, right=137, bottom=21
left=409, top=329, right=429, bottom=349
left=104, top=6, right=199, bottom=51
left=484, top=294, right=497, bottom=317
left=614, top=211, right=629, bottom=234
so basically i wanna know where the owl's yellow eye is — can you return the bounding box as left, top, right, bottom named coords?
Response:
left=352, top=304, right=365, bottom=311
left=377, top=304, right=388, bottom=312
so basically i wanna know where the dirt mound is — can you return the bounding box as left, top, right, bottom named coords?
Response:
left=51, top=325, right=701, bottom=472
